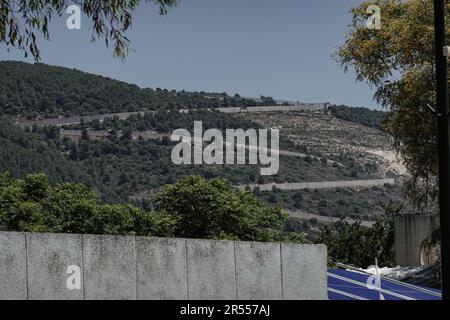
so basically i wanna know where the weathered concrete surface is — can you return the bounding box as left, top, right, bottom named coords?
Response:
left=136, top=237, right=187, bottom=300
left=83, top=234, right=136, bottom=300
left=26, top=233, right=83, bottom=300
left=0, top=232, right=27, bottom=300
left=235, top=241, right=282, bottom=300
left=0, top=231, right=328, bottom=300
left=186, top=239, right=236, bottom=300
left=395, top=213, right=439, bottom=266
left=281, top=244, right=327, bottom=300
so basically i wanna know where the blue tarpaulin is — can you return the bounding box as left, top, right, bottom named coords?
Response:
left=328, top=269, right=442, bottom=300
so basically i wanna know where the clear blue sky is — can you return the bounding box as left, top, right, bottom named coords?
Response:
left=0, top=0, right=380, bottom=109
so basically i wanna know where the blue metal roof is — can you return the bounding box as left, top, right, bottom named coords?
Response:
left=328, top=269, right=442, bottom=300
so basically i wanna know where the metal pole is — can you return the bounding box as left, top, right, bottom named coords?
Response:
left=433, top=0, right=450, bottom=300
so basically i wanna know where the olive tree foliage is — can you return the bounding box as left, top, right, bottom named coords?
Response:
left=0, top=0, right=177, bottom=61
left=335, top=0, right=447, bottom=209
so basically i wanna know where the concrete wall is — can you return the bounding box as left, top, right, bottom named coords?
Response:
left=242, top=178, right=395, bottom=192
left=26, top=233, right=83, bottom=300
left=0, top=232, right=327, bottom=300
left=216, top=104, right=328, bottom=114
left=394, top=213, right=439, bottom=266
left=0, top=232, right=27, bottom=300
left=15, top=103, right=327, bottom=128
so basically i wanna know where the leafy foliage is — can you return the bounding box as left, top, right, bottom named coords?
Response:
left=315, top=203, right=402, bottom=268
left=254, top=184, right=405, bottom=219
left=153, top=175, right=292, bottom=242
left=0, top=172, right=177, bottom=236
left=335, top=0, right=440, bottom=208
left=329, top=104, right=386, bottom=130
left=0, top=0, right=178, bottom=61
left=0, top=172, right=304, bottom=242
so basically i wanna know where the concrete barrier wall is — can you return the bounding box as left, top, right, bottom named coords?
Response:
left=216, top=105, right=328, bottom=113
left=394, top=213, right=439, bottom=266
left=243, top=178, right=396, bottom=192
left=16, top=104, right=327, bottom=128
left=0, top=232, right=27, bottom=300
left=0, top=231, right=327, bottom=300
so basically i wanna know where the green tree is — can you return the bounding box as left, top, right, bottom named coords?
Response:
left=81, top=128, right=89, bottom=141
left=152, top=175, right=290, bottom=241
left=336, top=0, right=441, bottom=208
left=0, top=172, right=305, bottom=243
left=315, top=202, right=401, bottom=268
left=0, top=172, right=177, bottom=236
left=0, top=0, right=178, bottom=61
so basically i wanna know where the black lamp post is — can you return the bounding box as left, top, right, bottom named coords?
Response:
left=433, top=0, right=450, bottom=300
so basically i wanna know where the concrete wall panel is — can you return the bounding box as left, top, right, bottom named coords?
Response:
left=0, top=232, right=27, bottom=300
left=83, top=234, right=136, bottom=300
left=186, top=239, right=236, bottom=300
left=26, top=233, right=83, bottom=300
left=235, top=241, right=282, bottom=300
left=281, top=244, right=327, bottom=300
left=0, top=232, right=328, bottom=300
left=395, top=214, right=439, bottom=266
left=136, top=237, right=187, bottom=300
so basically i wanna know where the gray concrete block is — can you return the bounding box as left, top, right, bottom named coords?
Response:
left=0, top=232, right=27, bottom=300
left=186, top=239, right=236, bottom=300
left=83, top=234, right=137, bottom=300
left=136, top=237, right=187, bottom=300
left=394, top=213, right=439, bottom=266
left=235, top=241, right=282, bottom=300
left=26, top=233, right=83, bottom=300
left=281, top=244, right=327, bottom=300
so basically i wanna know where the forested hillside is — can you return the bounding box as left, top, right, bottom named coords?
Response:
left=329, top=104, right=386, bottom=129
left=34, top=109, right=365, bottom=203
left=0, top=61, right=268, bottom=119
left=0, top=118, right=96, bottom=186
left=0, top=61, right=402, bottom=219
left=1, top=108, right=377, bottom=207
